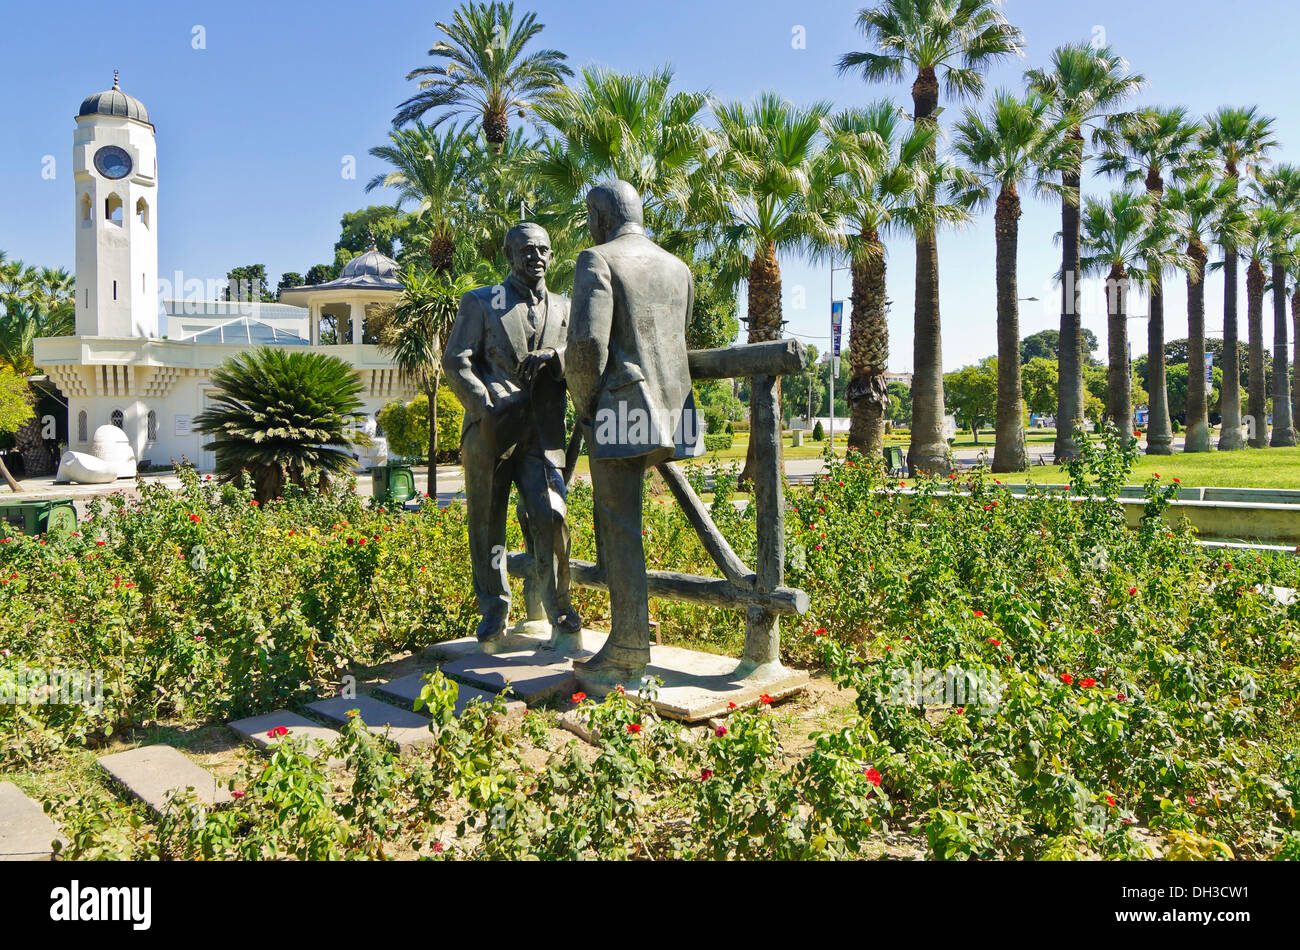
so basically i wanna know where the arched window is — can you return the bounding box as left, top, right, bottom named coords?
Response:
left=77, top=410, right=88, bottom=443
left=146, top=409, right=158, bottom=442
left=110, top=409, right=124, bottom=429
left=136, top=197, right=149, bottom=228
left=105, top=193, right=123, bottom=224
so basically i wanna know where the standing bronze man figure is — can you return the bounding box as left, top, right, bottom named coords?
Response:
left=567, top=181, right=703, bottom=682
left=442, top=222, right=583, bottom=647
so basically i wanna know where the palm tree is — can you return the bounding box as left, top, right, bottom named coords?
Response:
left=1166, top=174, right=1245, bottom=452
left=1201, top=106, right=1277, bottom=450
left=530, top=65, right=717, bottom=257
left=367, top=122, right=483, bottom=272
left=954, top=89, right=1073, bottom=471
left=394, top=0, right=571, bottom=152
left=1027, top=43, right=1144, bottom=460
left=193, top=348, right=367, bottom=505
left=1237, top=206, right=1287, bottom=447
left=1252, top=164, right=1300, bottom=447
left=1097, top=107, right=1206, bottom=454
left=375, top=266, right=483, bottom=496
left=825, top=102, right=934, bottom=455
left=1081, top=192, right=1186, bottom=441
left=702, top=93, right=842, bottom=484
left=838, top=0, right=1024, bottom=475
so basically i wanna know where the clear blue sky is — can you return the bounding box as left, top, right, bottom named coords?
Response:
left=3, top=0, right=1297, bottom=371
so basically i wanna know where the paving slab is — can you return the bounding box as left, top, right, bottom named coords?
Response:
left=227, top=710, right=343, bottom=762
left=0, top=782, right=65, bottom=860
left=435, top=632, right=590, bottom=704
left=97, top=745, right=232, bottom=815
left=376, top=671, right=527, bottom=717
left=306, top=695, right=434, bottom=752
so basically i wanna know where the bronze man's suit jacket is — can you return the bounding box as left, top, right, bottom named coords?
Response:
left=566, top=226, right=704, bottom=465
left=441, top=277, right=570, bottom=469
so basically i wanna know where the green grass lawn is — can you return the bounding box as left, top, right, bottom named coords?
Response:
left=986, top=445, right=1300, bottom=490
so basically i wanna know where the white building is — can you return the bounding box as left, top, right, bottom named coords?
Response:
left=35, top=76, right=416, bottom=471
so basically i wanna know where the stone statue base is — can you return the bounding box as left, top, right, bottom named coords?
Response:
left=423, top=629, right=808, bottom=722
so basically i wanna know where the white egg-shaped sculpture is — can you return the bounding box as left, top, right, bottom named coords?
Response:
left=55, top=450, right=117, bottom=484
left=90, top=425, right=137, bottom=478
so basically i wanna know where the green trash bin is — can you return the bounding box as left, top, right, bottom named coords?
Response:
left=0, top=497, right=77, bottom=536
left=369, top=463, right=416, bottom=504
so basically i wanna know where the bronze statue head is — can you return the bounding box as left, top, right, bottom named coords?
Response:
left=504, top=222, right=553, bottom=288
left=586, top=180, right=644, bottom=244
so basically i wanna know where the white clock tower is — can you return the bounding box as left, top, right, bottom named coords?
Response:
left=73, top=72, right=157, bottom=339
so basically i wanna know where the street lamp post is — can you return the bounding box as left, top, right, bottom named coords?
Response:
left=829, top=253, right=850, bottom=450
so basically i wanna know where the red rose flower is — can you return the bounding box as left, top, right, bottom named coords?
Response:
left=988, top=638, right=1000, bottom=647
left=715, top=726, right=727, bottom=737
left=1080, top=677, right=1096, bottom=688
left=863, top=768, right=882, bottom=786
left=759, top=693, right=774, bottom=705
left=571, top=692, right=587, bottom=704
left=1061, top=673, right=1074, bottom=685
left=626, top=723, right=642, bottom=734
left=701, top=769, right=713, bottom=780
left=1106, top=796, right=1116, bottom=808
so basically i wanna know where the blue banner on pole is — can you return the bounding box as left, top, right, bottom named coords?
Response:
left=1205, top=352, right=1214, bottom=386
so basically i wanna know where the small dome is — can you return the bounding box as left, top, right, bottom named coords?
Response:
left=339, top=245, right=399, bottom=281
left=79, top=73, right=151, bottom=126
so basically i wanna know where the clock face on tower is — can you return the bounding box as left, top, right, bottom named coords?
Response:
left=93, top=145, right=133, bottom=180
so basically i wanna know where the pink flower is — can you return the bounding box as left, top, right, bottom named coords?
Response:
left=1116, top=693, right=1127, bottom=702
left=715, top=725, right=727, bottom=737
left=231, top=790, right=245, bottom=799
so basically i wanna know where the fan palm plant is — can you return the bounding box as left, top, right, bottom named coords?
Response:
left=1166, top=174, right=1246, bottom=452
left=838, top=0, right=1024, bottom=475
left=375, top=266, right=483, bottom=495
left=953, top=89, right=1074, bottom=471
left=1026, top=42, right=1145, bottom=460
left=825, top=102, right=935, bottom=455
left=530, top=65, right=717, bottom=258
left=1201, top=106, right=1277, bottom=450
left=1251, top=165, right=1300, bottom=447
left=1081, top=192, right=1188, bottom=441
left=700, top=93, right=842, bottom=484
left=1097, top=107, right=1207, bottom=454
left=193, top=348, right=367, bottom=505
left=394, top=1, right=571, bottom=152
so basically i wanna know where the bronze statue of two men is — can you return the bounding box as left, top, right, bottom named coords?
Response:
left=442, top=180, right=702, bottom=683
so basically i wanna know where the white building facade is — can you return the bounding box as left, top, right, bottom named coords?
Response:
left=35, top=78, right=416, bottom=472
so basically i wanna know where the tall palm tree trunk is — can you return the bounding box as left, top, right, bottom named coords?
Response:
left=1184, top=240, right=1212, bottom=452
left=907, top=67, right=951, bottom=476
left=1145, top=272, right=1172, bottom=454
left=1219, top=243, right=1244, bottom=450
left=1054, top=129, right=1086, bottom=461
left=1271, top=259, right=1296, bottom=446
left=1245, top=259, right=1267, bottom=447
left=992, top=185, right=1026, bottom=471
left=1106, top=264, right=1133, bottom=440
left=846, top=227, right=888, bottom=456
left=739, top=241, right=784, bottom=486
